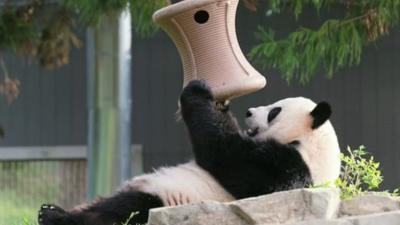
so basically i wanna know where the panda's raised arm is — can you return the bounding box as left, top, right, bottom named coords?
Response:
left=180, top=80, right=243, bottom=158
left=180, top=80, right=241, bottom=133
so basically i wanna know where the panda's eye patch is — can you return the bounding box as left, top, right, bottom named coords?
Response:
left=268, top=107, right=281, bottom=123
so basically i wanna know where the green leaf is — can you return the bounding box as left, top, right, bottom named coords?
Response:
left=61, top=0, right=169, bottom=37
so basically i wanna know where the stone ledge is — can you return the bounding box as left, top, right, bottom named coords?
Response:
left=148, top=189, right=400, bottom=225
left=148, top=188, right=340, bottom=225
left=339, top=193, right=400, bottom=217
left=284, top=211, right=400, bottom=225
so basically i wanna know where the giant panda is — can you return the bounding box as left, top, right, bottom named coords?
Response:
left=38, top=80, right=340, bottom=225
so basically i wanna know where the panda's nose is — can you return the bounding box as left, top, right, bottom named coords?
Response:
left=246, top=110, right=252, bottom=117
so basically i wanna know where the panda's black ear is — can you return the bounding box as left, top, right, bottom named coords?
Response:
left=310, top=102, right=331, bottom=129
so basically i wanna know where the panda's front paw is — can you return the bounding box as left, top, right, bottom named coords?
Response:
left=215, top=100, right=230, bottom=112
left=38, top=204, right=75, bottom=225
left=181, top=80, right=214, bottom=102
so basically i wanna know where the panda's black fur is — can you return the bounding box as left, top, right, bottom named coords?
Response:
left=38, top=80, right=332, bottom=225
left=179, top=81, right=312, bottom=199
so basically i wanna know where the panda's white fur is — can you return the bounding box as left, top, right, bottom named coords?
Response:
left=245, top=97, right=340, bottom=185
left=122, top=161, right=234, bottom=206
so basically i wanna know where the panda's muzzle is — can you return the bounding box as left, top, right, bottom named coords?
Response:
left=247, top=127, right=259, bottom=137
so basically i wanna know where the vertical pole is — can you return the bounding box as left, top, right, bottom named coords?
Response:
left=86, top=28, right=97, bottom=200
left=86, top=9, right=133, bottom=200
left=118, top=9, right=133, bottom=183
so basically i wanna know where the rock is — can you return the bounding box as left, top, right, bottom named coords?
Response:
left=350, top=211, right=400, bottom=225
left=147, top=188, right=400, bottom=225
left=148, top=188, right=340, bottom=225
left=285, top=211, right=400, bottom=225
left=148, top=201, right=249, bottom=225
left=340, top=193, right=400, bottom=217
left=276, top=219, right=353, bottom=225
left=228, top=188, right=340, bottom=224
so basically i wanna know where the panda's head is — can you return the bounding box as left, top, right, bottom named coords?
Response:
left=245, top=97, right=332, bottom=142
left=245, top=97, right=340, bottom=184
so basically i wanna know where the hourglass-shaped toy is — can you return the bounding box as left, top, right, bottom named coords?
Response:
left=153, top=0, right=266, bottom=100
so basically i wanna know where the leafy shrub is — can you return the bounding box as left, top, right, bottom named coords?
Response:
left=336, top=145, right=398, bottom=199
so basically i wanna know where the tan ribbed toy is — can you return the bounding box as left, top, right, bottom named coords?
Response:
left=153, top=0, right=266, bottom=100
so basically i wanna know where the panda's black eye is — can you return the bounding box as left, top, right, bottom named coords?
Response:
left=268, top=107, right=281, bottom=123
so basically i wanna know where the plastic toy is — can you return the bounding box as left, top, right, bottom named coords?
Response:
left=153, top=0, right=266, bottom=100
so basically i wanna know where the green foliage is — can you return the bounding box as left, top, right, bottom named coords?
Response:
left=0, top=161, right=63, bottom=224
left=121, top=211, right=139, bottom=225
left=268, top=0, right=338, bottom=19
left=249, top=21, right=365, bottom=83
left=0, top=0, right=169, bottom=66
left=130, top=0, right=169, bottom=37
left=0, top=0, right=168, bottom=102
left=0, top=9, right=39, bottom=51
left=61, top=0, right=168, bottom=36
left=250, top=0, right=400, bottom=83
left=5, top=211, right=138, bottom=225
left=336, top=145, right=384, bottom=199
left=313, top=145, right=399, bottom=200
left=0, top=198, right=38, bottom=225
left=62, top=0, right=130, bottom=25
left=20, top=218, right=38, bottom=225
left=392, top=188, right=400, bottom=197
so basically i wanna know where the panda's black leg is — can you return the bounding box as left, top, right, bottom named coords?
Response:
left=38, top=204, right=78, bottom=225
left=38, top=191, right=163, bottom=225
left=83, top=191, right=163, bottom=224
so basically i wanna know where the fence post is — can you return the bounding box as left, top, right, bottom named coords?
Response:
left=86, top=9, right=132, bottom=200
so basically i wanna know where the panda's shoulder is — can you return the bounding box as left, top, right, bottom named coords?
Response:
left=255, top=138, right=288, bottom=147
left=256, top=138, right=302, bottom=155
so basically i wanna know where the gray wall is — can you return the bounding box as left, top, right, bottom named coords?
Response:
left=0, top=5, right=399, bottom=189
left=0, top=43, right=87, bottom=146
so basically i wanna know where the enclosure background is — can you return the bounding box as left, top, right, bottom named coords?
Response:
left=0, top=5, right=399, bottom=191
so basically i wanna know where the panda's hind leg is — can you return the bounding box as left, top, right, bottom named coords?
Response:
left=38, top=191, right=163, bottom=225
left=38, top=204, right=77, bottom=225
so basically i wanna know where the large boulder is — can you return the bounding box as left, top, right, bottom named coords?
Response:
left=339, top=193, right=400, bottom=217
left=147, top=188, right=400, bottom=225
left=284, top=211, right=400, bottom=225
left=148, top=188, right=340, bottom=225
